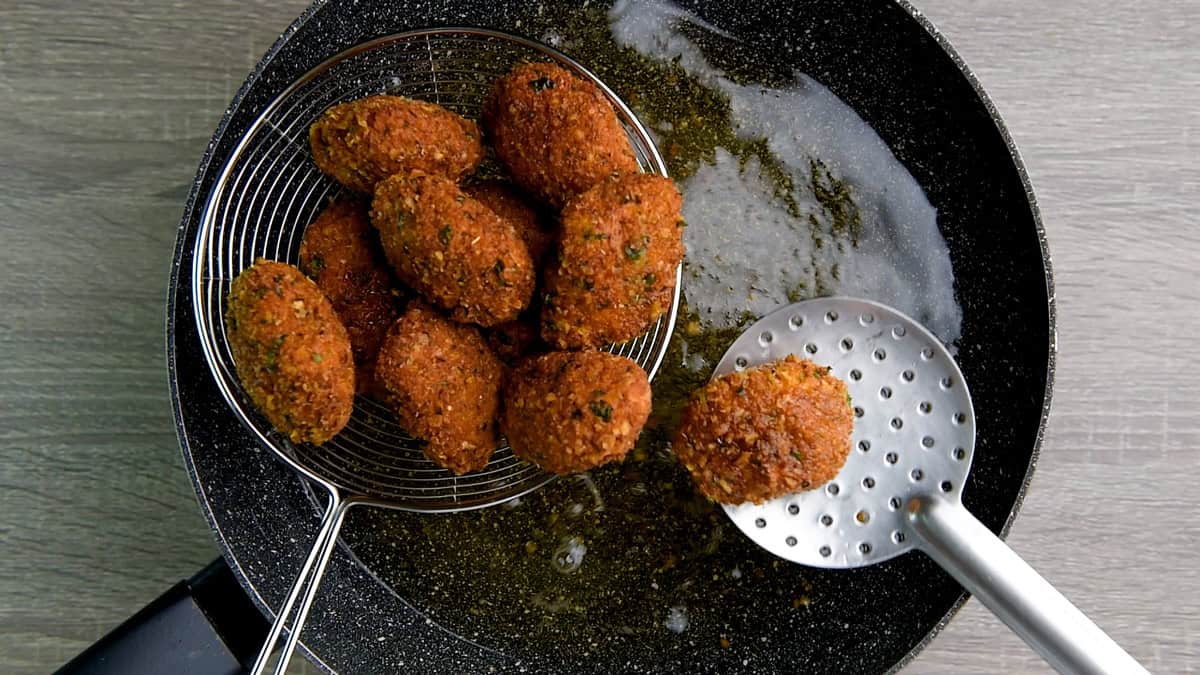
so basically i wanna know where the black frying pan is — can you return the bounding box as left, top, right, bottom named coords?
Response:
left=58, top=1, right=1052, bottom=673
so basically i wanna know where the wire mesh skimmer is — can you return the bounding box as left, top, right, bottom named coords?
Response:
left=190, top=28, right=677, bottom=674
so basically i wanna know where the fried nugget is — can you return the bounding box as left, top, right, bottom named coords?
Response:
left=486, top=310, right=545, bottom=366
left=310, top=95, right=483, bottom=193
left=501, top=351, right=651, bottom=475
left=299, top=199, right=402, bottom=395
left=371, top=171, right=535, bottom=327
left=542, top=173, right=683, bottom=349
left=673, top=355, right=854, bottom=504
left=224, top=260, right=355, bottom=445
left=483, top=63, right=639, bottom=209
left=375, top=304, right=504, bottom=474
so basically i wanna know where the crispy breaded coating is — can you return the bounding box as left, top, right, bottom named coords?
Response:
left=485, top=311, right=545, bottom=366
left=309, top=95, right=483, bottom=193
left=466, top=179, right=553, bottom=265
left=483, top=62, right=639, bottom=209
left=371, top=171, right=535, bottom=327
left=299, top=199, right=402, bottom=395
left=224, top=259, right=355, bottom=445
left=673, top=355, right=854, bottom=504
left=375, top=304, right=504, bottom=474
left=501, top=351, right=651, bottom=475
left=542, top=173, right=683, bottom=349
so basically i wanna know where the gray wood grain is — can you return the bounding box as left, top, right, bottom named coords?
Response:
left=0, top=1, right=1196, bottom=673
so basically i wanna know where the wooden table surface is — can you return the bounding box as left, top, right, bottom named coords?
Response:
left=1, top=1, right=1196, bottom=673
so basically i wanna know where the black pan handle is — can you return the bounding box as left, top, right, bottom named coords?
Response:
left=55, top=557, right=268, bottom=675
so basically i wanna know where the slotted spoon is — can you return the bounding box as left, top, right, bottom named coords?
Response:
left=715, top=297, right=1145, bottom=674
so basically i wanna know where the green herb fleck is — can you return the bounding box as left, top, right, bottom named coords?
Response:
left=439, top=225, right=452, bottom=247
left=307, top=256, right=324, bottom=274
left=791, top=450, right=805, bottom=462
left=455, top=194, right=466, bottom=204
left=643, top=273, right=657, bottom=285
left=264, top=335, right=286, bottom=372
left=311, top=352, right=323, bottom=363
left=624, top=236, right=650, bottom=261
left=583, top=231, right=609, bottom=241
left=589, top=399, right=613, bottom=422
left=529, top=76, right=556, bottom=92
left=397, top=212, right=409, bottom=231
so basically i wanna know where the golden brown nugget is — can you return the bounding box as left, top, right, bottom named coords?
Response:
left=466, top=179, right=553, bottom=264
left=542, top=173, right=684, bottom=349
left=299, top=199, right=403, bottom=396
left=375, top=304, right=503, bottom=474
left=501, top=351, right=651, bottom=475
left=371, top=171, right=535, bottom=327
left=309, top=95, right=483, bottom=193
left=673, top=355, right=854, bottom=504
left=224, top=259, right=355, bottom=445
left=486, top=311, right=545, bottom=366
left=483, top=62, right=639, bottom=209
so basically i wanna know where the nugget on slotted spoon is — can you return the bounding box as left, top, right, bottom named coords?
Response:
left=686, top=298, right=1145, bottom=675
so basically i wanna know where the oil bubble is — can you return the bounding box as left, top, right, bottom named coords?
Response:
left=664, top=605, right=689, bottom=634
left=552, top=537, right=587, bottom=574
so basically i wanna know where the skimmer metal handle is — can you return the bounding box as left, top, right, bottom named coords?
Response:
left=908, top=496, right=1148, bottom=675
left=251, top=490, right=353, bottom=675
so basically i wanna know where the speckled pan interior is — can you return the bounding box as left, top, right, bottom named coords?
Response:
left=167, top=1, right=1053, bottom=673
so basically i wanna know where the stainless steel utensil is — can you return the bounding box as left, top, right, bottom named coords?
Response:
left=190, top=27, right=676, bottom=675
left=715, top=298, right=1144, bottom=675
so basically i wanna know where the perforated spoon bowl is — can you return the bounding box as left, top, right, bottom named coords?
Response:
left=714, top=298, right=1146, bottom=675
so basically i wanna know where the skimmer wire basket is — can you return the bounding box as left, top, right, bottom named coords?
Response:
left=191, top=28, right=678, bottom=512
